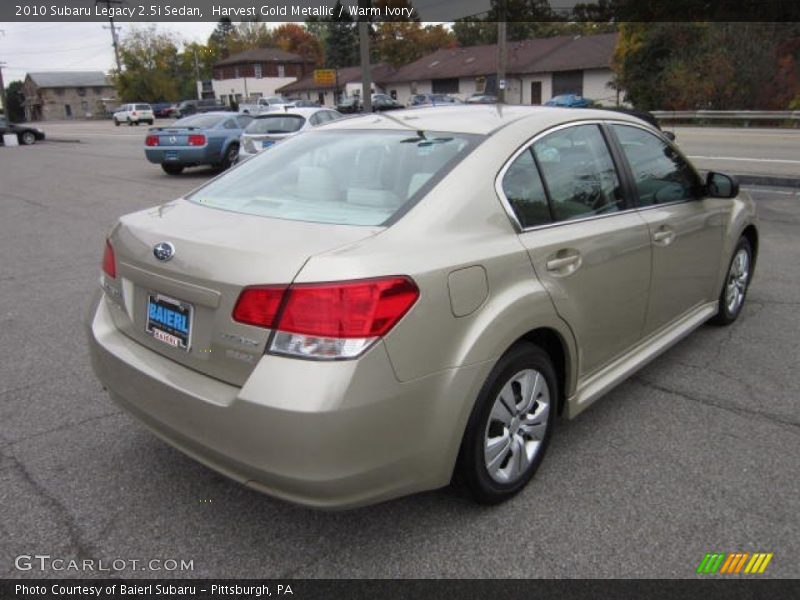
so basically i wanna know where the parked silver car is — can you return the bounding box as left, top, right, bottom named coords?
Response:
left=238, top=107, right=343, bottom=161
left=89, top=106, right=757, bottom=508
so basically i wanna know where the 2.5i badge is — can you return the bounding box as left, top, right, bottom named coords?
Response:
left=146, top=293, right=193, bottom=351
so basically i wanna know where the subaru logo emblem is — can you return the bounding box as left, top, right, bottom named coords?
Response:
left=153, top=242, right=175, bottom=262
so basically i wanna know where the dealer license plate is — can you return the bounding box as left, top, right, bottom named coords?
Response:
left=146, top=293, right=193, bottom=351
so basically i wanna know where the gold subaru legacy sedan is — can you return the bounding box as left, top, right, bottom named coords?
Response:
left=88, top=106, right=758, bottom=508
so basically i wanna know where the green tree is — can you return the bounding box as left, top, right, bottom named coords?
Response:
left=4, top=80, right=25, bottom=122
left=323, top=2, right=359, bottom=68
left=372, top=22, right=456, bottom=67
left=115, top=25, right=185, bottom=102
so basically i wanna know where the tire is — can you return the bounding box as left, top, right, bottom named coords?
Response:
left=146, top=120, right=154, bottom=126
left=710, top=236, right=753, bottom=326
left=456, top=342, right=557, bottom=504
left=114, top=118, right=120, bottom=127
left=127, top=119, right=133, bottom=126
left=161, top=164, right=184, bottom=176
left=219, top=143, right=239, bottom=170
left=19, top=131, right=36, bottom=145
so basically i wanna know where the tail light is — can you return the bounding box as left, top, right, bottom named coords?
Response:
left=187, top=134, right=206, bottom=146
left=102, top=240, right=116, bottom=279
left=232, top=276, right=419, bottom=360
left=145, top=135, right=159, bottom=146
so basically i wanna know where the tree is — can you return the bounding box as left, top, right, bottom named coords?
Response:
left=272, top=23, right=324, bottom=66
left=115, top=25, right=185, bottom=102
left=323, top=2, right=359, bottom=68
left=208, top=17, right=235, bottom=59
left=4, top=80, right=25, bottom=122
left=372, top=22, right=456, bottom=67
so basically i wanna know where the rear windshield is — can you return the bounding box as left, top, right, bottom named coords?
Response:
left=135, top=104, right=152, bottom=111
left=188, top=130, right=482, bottom=226
left=246, top=115, right=305, bottom=134
left=174, top=114, right=224, bottom=128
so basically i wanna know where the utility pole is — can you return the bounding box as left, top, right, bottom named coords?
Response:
left=0, top=61, right=7, bottom=117
left=193, top=48, right=201, bottom=99
left=97, top=0, right=123, bottom=72
left=497, top=0, right=507, bottom=104
left=358, top=0, right=372, bottom=113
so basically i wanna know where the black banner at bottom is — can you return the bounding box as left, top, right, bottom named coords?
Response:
left=3, top=579, right=800, bottom=600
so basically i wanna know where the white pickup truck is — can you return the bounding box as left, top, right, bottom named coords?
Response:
left=238, top=96, right=291, bottom=115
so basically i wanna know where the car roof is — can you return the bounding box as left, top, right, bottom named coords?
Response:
left=322, top=105, right=648, bottom=136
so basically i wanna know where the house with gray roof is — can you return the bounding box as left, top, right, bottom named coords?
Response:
left=380, top=33, right=619, bottom=106
left=22, top=71, right=116, bottom=121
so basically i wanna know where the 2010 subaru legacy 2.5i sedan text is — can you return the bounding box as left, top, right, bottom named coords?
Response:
left=88, top=106, right=758, bottom=509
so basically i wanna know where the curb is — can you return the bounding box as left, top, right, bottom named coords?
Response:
left=733, top=174, right=800, bottom=189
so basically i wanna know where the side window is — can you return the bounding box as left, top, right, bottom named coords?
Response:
left=501, top=148, right=551, bottom=228
left=235, top=115, right=252, bottom=128
left=327, top=111, right=343, bottom=122
left=533, top=124, right=624, bottom=222
left=611, top=124, right=698, bottom=206
left=223, top=119, right=238, bottom=130
left=308, top=113, right=322, bottom=126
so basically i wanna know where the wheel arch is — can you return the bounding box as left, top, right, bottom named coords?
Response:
left=741, top=224, right=759, bottom=272
left=516, top=327, right=572, bottom=416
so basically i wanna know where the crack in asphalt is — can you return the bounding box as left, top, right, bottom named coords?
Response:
left=631, top=376, right=800, bottom=434
left=6, top=411, right=122, bottom=446
left=0, top=428, right=101, bottom=565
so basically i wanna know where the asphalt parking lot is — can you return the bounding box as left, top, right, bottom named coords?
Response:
left=1, top=122, right=798, bottom=579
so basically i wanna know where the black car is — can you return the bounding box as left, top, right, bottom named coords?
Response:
left=336, top=97, right=361, bottom=114
left=152, top=103, right=178, bottom=118
left=0, top=116, right=45, bottom=145
left=371, top=94, right=402, bottom=112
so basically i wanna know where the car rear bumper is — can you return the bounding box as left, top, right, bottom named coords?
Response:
left=87, top=292, right=489, bottom=509
left=145, top=147, right=211, bottom=165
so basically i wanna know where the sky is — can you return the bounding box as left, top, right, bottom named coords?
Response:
left=0, top=22, right=219, bottom=83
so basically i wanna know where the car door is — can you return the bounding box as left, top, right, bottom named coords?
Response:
left=500, top=122, right=652, bottom=377
left=608, top=123, right=725, bottom=336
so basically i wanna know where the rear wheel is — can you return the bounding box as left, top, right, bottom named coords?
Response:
left=710, top=236, right=752, bottom=325
left=456, top=342, right=556, bottom=504
left=146, top=120, right=154, bottom=126
left=161, top=164, right=184, bottom=176
left=127, top=119, right=133, bottom=126
left=113, top=118, right=120, bottom=127
left=20, top=131, right=37, bottom=145
left=220, top=143, right=239, bottom=169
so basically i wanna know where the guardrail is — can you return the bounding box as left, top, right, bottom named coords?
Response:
left=652, top=110, right=800, bottom=126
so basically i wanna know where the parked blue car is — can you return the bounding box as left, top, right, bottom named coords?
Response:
left=144, top=112, right=253, bottom=175
left=545, top=94, right=592, bottom=108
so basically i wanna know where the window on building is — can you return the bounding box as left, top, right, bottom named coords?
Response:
left=234, top=67, right=240, bottom=79
left=255, top=64, right=262, bottom=79
left=552, top=70, right=584, bottom=97
left=77, top=87, right=86, bottom=96
left=432, top=78, right=459, bottom=94
left=278, top=64, right=286, bottom=78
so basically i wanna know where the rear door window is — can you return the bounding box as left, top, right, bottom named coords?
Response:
left=501, top=149, right=551, bottom=228
left=533, top=124, right=625, bottom=222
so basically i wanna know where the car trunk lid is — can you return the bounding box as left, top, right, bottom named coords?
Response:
left=104, top=199, right=381, bottom=386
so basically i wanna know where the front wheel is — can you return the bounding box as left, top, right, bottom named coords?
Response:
left=20, top=131, right=37, bottom=145
left=161, top=164, right=184, bottom=175
left=113, top=118, right=120, bottom=127
left=710, top=237, right=752, bottom=326
left=456, top=342, right=556, bottom=504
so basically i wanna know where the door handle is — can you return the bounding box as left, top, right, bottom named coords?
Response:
left=546, top=253, right=581, bottom=272
left=652, top=227, right=675, bottom=245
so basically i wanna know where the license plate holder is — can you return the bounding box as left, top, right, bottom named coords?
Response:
left=261, top=140, right=274, bottom=149
left=165, top=150, right=179, bottom=160
left=146, top=293, right=193, bottom=351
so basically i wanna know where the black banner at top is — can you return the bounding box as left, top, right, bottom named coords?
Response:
left=4, top=0, right=800, bottom=22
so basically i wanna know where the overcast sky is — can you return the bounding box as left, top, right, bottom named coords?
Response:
left=0, top=22, right=219, bottom=83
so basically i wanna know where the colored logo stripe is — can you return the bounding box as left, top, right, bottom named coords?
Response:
left=697, top=552, right=773, bottom=574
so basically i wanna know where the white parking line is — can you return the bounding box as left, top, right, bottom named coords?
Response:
left=742, top=187, right=798, bottom=195
left=688, top=155, right=800, bottom=165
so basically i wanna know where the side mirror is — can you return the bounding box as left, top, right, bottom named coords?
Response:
left=662, top=131, right=676, bottom=142
left=706, top=171, right=739, bottom=199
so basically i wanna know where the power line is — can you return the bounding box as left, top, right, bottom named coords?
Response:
left=95, top=0, right=124, bottom=72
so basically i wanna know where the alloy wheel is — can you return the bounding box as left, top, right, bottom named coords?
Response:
left=725, top=247, right=750, bottom=315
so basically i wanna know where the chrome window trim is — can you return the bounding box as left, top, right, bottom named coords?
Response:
left=494, top=119, right=693, bottom=234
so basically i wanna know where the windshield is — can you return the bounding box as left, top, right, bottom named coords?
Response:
left=188, top=129, right=482, bottom=226
left=245, top=115, right=305, bottom=134
left=174, top=114, right=225, bottom=128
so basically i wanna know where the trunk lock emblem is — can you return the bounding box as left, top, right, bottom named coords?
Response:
left=153, top=242, right=176, bottom=262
